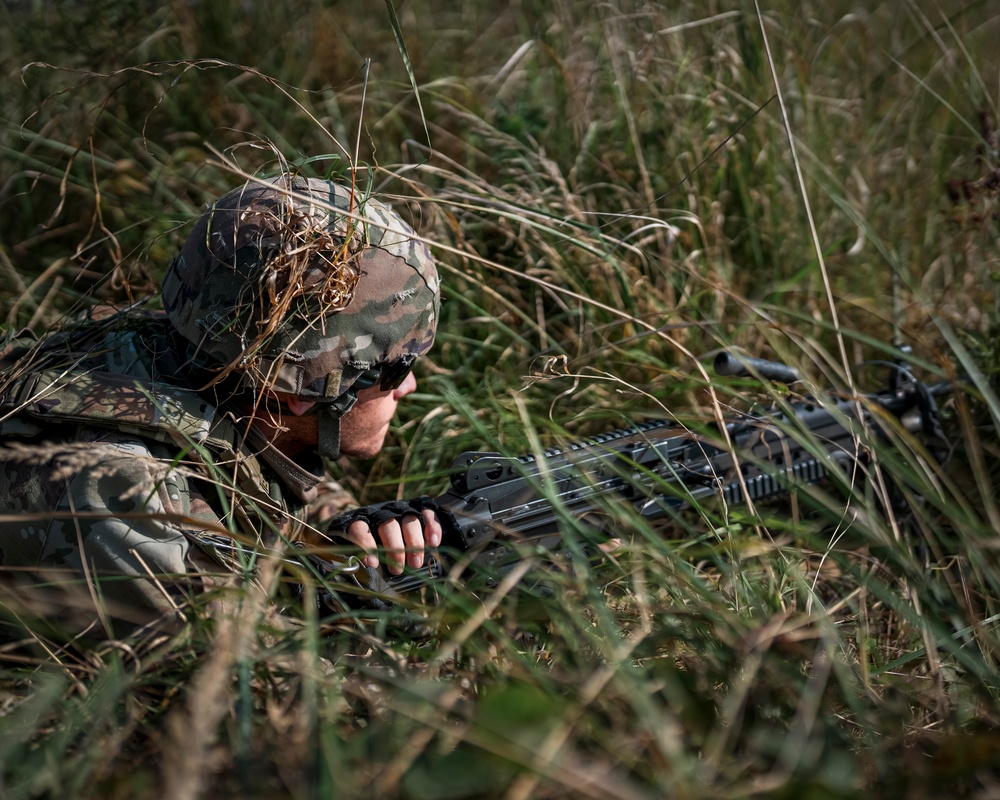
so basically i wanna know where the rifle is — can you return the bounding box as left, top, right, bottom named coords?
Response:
left=287, top=352, right=955, bottom=604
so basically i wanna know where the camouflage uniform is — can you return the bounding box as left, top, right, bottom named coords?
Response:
left=0, top=176, right=439, bottom=639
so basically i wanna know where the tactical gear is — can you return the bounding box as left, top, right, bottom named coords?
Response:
left=160, top=175, right=439, bottom=459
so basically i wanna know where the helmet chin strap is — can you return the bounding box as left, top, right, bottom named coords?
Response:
left=316, top=390, right=358, bottom=460
left=317, top=406, right=342, bottom=460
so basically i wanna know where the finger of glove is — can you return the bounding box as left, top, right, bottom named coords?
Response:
left=346, top=520, right=380, bottom=569
left=408, top=495, right=437, bottom=513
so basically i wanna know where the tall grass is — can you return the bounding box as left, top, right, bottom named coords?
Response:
left=1, top=1, right=999, bottom=798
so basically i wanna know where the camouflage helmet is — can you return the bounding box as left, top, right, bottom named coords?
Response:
left=161, top=175, right=439, bottom=456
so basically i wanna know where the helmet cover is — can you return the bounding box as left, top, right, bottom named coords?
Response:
left=162, top=175, right=439, bottom=406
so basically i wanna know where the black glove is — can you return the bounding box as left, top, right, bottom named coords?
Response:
left=331, top=496, right=438, bottom=534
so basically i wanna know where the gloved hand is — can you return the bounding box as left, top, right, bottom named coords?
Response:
left=330, top=497, right=442, bottom=575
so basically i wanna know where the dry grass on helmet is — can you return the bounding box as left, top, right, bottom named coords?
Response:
left=210, top=186, right=369, bottom=401
left=251, top=191, right=366, bottom=342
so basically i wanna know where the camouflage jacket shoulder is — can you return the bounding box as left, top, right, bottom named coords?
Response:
left=1, top=312, right=221, bottom=450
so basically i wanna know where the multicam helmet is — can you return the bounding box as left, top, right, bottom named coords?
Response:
left=161, top=175, right=439, bottom=457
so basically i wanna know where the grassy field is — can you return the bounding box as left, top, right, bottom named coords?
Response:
left=1, top=1, right=999, bottom=797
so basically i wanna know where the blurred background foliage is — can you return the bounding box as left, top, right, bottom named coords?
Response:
left=2, top=1, right=1000, bottom=798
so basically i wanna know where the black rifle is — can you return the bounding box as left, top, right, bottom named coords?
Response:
left=310, top=353, right=953, bottom=600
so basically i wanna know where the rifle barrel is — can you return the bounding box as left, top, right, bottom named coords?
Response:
left=714, top=352, right=799, bottom=384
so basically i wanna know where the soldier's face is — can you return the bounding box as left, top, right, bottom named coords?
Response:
left=261, top=371, right=418, bottom=458
left=339, top=370, right=418, bottom=458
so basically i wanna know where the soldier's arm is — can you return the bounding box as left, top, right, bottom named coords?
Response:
left=0, top=430, right=222, bottom=638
